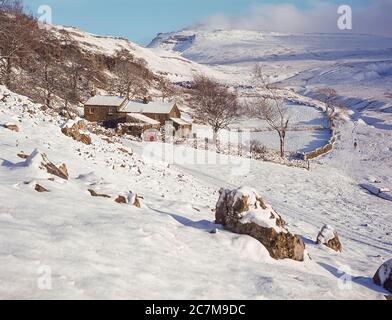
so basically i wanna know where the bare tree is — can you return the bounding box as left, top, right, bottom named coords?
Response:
left=111, top=49, right=151, bottom=100
left=31, top=40, right=63, bottom=108
left=158, top=77, right=176, bottom=102
left=188, top=74, right=240, bottom=142
left=316, top=88, right=337, bottom=128
left=0, top=0, right=23, bottom=12
left=0, top=8, right=39, bottom=88
left=59, top=37, right=91, bottom=104
left=249, top=64, right=289, bottom=157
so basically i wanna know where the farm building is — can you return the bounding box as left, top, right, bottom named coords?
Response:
left=84, top=96, right=192, bottom=137
left=84, top=96, right=127, bottom=123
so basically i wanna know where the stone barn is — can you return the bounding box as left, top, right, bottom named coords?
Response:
left=84, top=96, right=127, bottom=123
left=83, top=96, right=192, bottom=137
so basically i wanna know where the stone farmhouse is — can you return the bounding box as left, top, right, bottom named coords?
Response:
left=84, top=96, right=192, bottom=137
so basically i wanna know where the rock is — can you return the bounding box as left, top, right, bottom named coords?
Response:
left=88, top=189, right=111, bottom=198
left=58, top=163, right=68, bottom=179
left=316, top=225, right=342, bottom=252
left=210, top=228, right=219, bottom=234
left=115, top=195, right=127, bottom=204
left=118, top=147, right=132, bottom=155
left=133, top=195, right=141, bottom=208
left=25, top=149, right=69, bottom=180
left=17, top=152, right=29, bottom=159
left=215, top=187, right=305, bottom=261
left=3, top=123, right=19, bottom=132
left=35, top=184, right=49, bottom=193
left=373, top=259, right=392, bottom=293
left=61, top=119, right=92, bottom=145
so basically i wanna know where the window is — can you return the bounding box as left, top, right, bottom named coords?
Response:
left=89, top=108, right=95, bottom=115
left=108, top=107, right=115, bottom=115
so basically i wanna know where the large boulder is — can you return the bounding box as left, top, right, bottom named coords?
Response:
left=316, top=225, right=342, bottom=252
left=61, top=119, right=92, bottom=145
left=373, top=259, right=392, bottom=293
left=215, top=187, right=305, bottom=261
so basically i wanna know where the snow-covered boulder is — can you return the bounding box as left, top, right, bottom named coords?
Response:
left=373, top=259, right=392, bottom=293
left=316, top=225, right=342, bottom=252
left=215, top=187, right=305, bottom=261
left=115, top=192, right=141, bottom=208
left=61, top=119, right=92, bottom=145
left=25, top=149, right=69, bottom=180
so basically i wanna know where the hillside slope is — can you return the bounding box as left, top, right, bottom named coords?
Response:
left=54, top=26, right=226, bottom=83
left=0, top=86, right=390, bottom=299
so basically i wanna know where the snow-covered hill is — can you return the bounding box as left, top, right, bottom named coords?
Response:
left=149, top=28, right=392, bottom=128
left=1, top=85, right=391, bottom=299
left=148, top=29, right=392, bottom=68
left=53, top=26, right=226, bottom=83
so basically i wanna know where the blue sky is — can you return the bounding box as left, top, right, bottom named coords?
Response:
left=24, top=0, right=377, bottom=44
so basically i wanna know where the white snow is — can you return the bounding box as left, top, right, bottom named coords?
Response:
left=120, top=100, right=175, bottom=114
left=228, top=187, right=286, bottom=232
left=317, top=225, right=337, bottom=244
left=84, top=96, right=126, bottom=107
left=127, top=113, right=160, bottom=125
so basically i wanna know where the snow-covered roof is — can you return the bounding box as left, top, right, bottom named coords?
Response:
left=128, top=113, right=160, bottom=125
left=120, top=100, right=175, bottom=114
left=170, top=118, right=190, bottom=126
left=85, top=96, right=126, bottom=107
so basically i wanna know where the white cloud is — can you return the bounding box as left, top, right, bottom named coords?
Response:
left=192, top=0, right=392, bottom=37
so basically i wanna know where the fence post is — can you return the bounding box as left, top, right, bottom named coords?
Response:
left=193, top=133, right=197, bottom=149
left=238, top=130, right=243, bottom=156
left=216, top=139, right=221, bottom=153
left=205, top=137, right=209, bottom=151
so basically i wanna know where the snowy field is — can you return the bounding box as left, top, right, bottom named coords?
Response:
left=193, top=103, right=331, bottom=153
left=0, top=86, right=391, bottom=299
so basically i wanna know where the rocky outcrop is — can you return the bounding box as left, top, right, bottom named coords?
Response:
left=25, top=149, right=69, bottom=180
left=61, top=119, right=92, bottom=145
left=215, top=187, right=305, bottom=261
left=373, top=259, right=392, bottom=293
left=316, top=225, right=342, bottom=252
left=3, top=123, right=19, bottom=132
